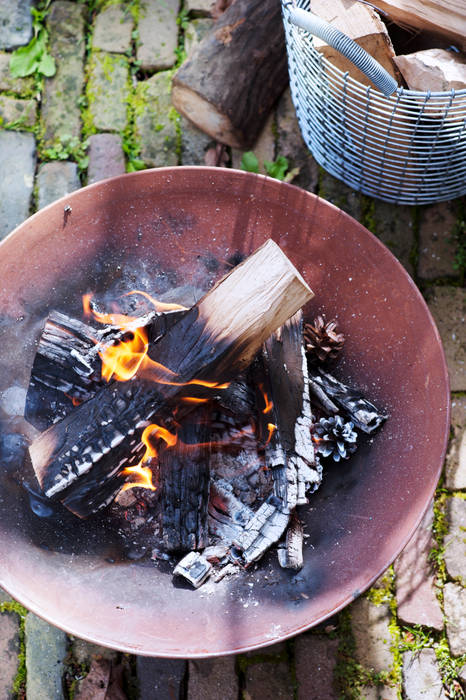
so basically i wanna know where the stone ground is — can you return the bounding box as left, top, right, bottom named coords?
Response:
left=0, top=1, right=464, bottom=698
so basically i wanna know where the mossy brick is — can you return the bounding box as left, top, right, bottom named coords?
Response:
left=137, top=0, right=180, bottom=71
left=295, top=633, right=339, bottom=699
left=418, top=200, right=458, bottom=280
left=135, top=72, right=178, bottom=167
left=25, top=613, right=68, bottom=700
left=244, top=659, right=295, bottom=699
left=0, top=52, right=34, bottom=94
left=276, top=87, right=319, bottom=193
left=180, top=115, right=214, bottom=165
left=360, top=684, right=398, bottom=699
left=93, top=4, right=134, bottom=54
left=0, top=610, right=20, bottom=697
left=394, top=501, right=443, bottom=630
left=370, top=199, right=415, bottom=277
left=42, top=2, right=85, bottom=147
left=87, top=133, right=125, bottom=184
left=87, top=52, right=129, bottom=132
left=71, top=637, right=119, bottom=665
left=427, top=286, right=465, bottom=392
left=0, top=0, right=33, bottom=50
left=185, top=18, right=213, bottom=57
left=444, top=582, right=466, bottom=656
left=319, top=170, right=362, bottom=221
left=232, top=112, right=275, bottom=174
left=0, top=130, right=35, bottom=240
left=444, top=496, right=466, bottom=583
left=188, top=656, right=238, bottom=700
left=402, top=649, right=447, bottom=700
left=351, top=597, right=394, bottom=674
left=445, top=395, right=466, bottom=490
left=36, top=161, right=80, bottom=211
left=0, top=94, right=36, bottom=127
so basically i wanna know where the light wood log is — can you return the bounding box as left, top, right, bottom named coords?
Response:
left=310, top=0, right=401, bottom=88
left=394, top=49, right=466, bottom=92
left=172, top=0, right=288, bottom=149
left=29, top=239, right=313, bottom=516
left=372, top=0, right=466, bottom=52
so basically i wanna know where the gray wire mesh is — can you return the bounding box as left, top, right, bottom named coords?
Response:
left=282, top=0, right=466, bottom=205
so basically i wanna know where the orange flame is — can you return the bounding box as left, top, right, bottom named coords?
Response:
left=258, top=383, right=273, bottom=414
left=265, top=422, right=276, bottom=445
left=121, top=424, right=159, bottom=492
left=124, top=290, right=187, bottom=313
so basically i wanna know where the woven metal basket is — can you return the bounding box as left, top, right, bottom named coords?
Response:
left=282, top=0, right=466, bottom=205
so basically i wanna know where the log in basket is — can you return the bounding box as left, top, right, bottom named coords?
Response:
left=282, top=0, right=466, bottom=204
left=0, top=168, right=450, bottom=656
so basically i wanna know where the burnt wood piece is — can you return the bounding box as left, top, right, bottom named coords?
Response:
left=208, top=479, right=254, bottom=544
left=25, top=308, right=186, bottom=431
left=160, top=410, right=211, bottom=551
left=171, top=0, right=288, bottom=149
left=213, top=374, right=255, bottom=418
left=307, top=367, right=387, bottom=434
left=256, top=311, right=321, bottom=510
left=278, top=510, right=304, bottom=570
left=29, top=239, right=314, bottom=516
left=173, top=552, right=212, bottom=588
left=232, top=495, right=290, bottom=565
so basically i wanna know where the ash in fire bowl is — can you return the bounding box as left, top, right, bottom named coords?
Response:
left=21, top=239, right=386, bottom=589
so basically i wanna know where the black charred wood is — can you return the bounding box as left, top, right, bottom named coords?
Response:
left=307, top=367, right=387, bottom=433
left=160, top=410, right=211, bottom=551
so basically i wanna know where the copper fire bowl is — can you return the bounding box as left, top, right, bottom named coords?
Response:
left=0, top=168, right=449, bottom=656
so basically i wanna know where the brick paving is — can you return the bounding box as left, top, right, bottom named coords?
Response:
left=0, top=2, right=465, bottom=698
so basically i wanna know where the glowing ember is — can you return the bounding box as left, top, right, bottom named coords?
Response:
left=258, top=383, right=273, bottom=414
left=265, top=422, right=276, bottom=444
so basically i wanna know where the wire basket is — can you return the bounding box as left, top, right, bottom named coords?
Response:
left=282, top=0, right=466, bottom=205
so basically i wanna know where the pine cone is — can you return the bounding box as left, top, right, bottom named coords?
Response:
left=304, top=316, right=345, bottom=364
left=313, top=415, right=358, bottom=462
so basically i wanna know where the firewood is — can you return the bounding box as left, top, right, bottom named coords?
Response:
left=232, top=495, right=290, bottom=565
left=256, top=311, right=321, bottom=510
left=309, top=0, right=401, bottom=88
left=307, top=367, right=387, bottom=433
left=394, top=49, right=466, bottom=92
left=29, top=240, right=313, bottom=517
left=171, top=0, right=288, bottom=149
left=159, top=409, right=211, bottom=551
left=369, top=0, right=466, bottom=52
left=277, top=510, right=304, bottom=570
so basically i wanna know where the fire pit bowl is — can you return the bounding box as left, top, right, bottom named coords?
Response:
left=0, top=167, right=449, bottom=657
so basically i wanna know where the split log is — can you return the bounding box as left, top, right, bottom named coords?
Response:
left=171, top=0, right=288, bottom=149
left=394, top=49, right=466, bottom=92
left=25, top=308, right=186, bottom=431
left=160, top=409, right=211, bottom=551
left=369, top=0, right=466, bottom=52
left=256, top=311, right=321, bottom=510
left=309, top=0, right=401, bottom=88
left=307, top=367, right=387, bottom=433
left=277, top=510, right=304, bottom=570
left=29, top=239, right=313, bottom=517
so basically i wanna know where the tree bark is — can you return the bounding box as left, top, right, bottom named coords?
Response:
left=172, top=0, right=289, bottom=149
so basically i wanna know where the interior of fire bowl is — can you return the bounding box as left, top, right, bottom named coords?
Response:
left=0, top=167, right=449, bottom=657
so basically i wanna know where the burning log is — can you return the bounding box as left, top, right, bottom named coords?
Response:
left=159, top=410, right=211, bottom=551
left=307, top=367, right=387, bottom=434
left=258, top=310, right=321, bottom=510
left=29, top=240, right=313, bottom=517
left=25, top=307, right=187, bottom=431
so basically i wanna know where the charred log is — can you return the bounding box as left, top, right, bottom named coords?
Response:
left=232, top=495, right=290, bottom=565
left=160, top=410, right=211, bottom=551
left=307, top=367, right=387, bottom=433
left=29, top=240, right=314, bottom=517
left=277, top=510, right=304, bottom=570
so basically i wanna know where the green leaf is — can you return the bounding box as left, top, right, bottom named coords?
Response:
left=9, top=37, right=42, bottom=77
left=264, top=155, right=289, bottom=181
left=240, top=151, right=259, bottom=173
left=37, top=52, right=56, bottom=77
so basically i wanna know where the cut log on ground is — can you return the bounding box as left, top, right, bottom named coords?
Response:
left=309, top=0, right=401, bottom=88
left=29, top=239, right=313, bottom=517
left=160, top=409, right=211, bottom=551
left=172, top=0, right=288, bottom=148
left=370, top=0, right=466, bottom=52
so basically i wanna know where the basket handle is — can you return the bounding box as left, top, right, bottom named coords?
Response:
left=286, top=4, right=398, bottom=97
